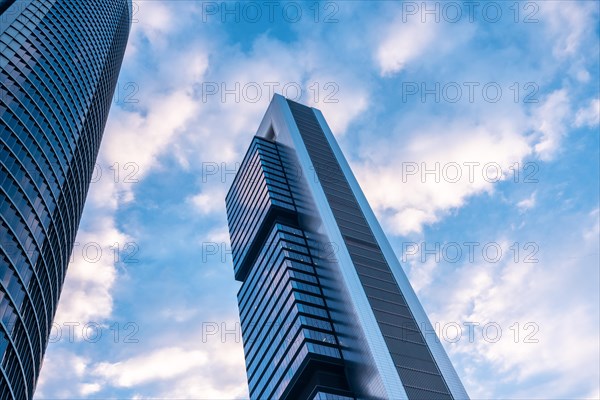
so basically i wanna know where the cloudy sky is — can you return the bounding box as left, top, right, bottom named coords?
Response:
left=35, top=1, right=599, bottom=399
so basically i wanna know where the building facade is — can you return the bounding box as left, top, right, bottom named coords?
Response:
left=0, top=1, right=132, bottom=398
left=226, top=95, right=470, bottom=399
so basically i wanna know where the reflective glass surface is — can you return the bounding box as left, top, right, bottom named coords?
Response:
left=286, top=99, right=454, bottom=399
left=0, top=1, right=131, bottom=398
left=226, top=136, right=354, bottom=399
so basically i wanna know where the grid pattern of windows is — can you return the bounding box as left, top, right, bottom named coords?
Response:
left=0, top=1, right=131, bottom=398
left=226, top=137, right=296, bottom=281
left=286, top=99, right=454, bottom=400
left=226, top=137, right=354, bottom=399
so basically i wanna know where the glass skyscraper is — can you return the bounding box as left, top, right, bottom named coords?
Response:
left=0, top=0, right=131, bottom=398
left=226, top=95, right=470, bottom=399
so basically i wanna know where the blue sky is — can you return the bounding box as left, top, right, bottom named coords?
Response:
left=35, top=1, right=599, bottom=398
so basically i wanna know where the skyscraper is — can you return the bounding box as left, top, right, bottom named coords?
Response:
left=226, top=95, right=470, bottom=399
left=0, top=1, right=132, bottom=398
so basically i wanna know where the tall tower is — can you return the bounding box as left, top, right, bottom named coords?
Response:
left=225, top=95, right=469, bottom=399
left=0, top=1, right=132, bottom=398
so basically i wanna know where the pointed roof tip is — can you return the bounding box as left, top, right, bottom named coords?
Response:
left=271, top=93, right=319, bottom=111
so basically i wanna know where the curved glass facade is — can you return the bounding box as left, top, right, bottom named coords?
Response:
left=0, top=1, right=131, bottom=398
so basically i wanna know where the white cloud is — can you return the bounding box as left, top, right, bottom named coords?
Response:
left=93, top=347, right=208, bottom=387
left=575, top=98, right=600, bottom=128
left=424, top=215, right=600, bottom=398
left=53, top=216, right=128, bottom=328
left=354, top=115, right=532, bottom=235
left=38, top=318, right=249, bottom=399
left=87, top=318, right=248, bottom=398
left=202, top=227, right=231, bottom=244
left=366, top=1, right=596, bottom=233
left=450, top=259, right=598, bottom=398
left=307, top=73, right=369, bottom=136
left=132, top=1, right=176, bottom=48
left=532, top=89, right=571, bottom=161
left=158, top=308, right=199, bottom=323
left=35, top=351, right=90, bottom=398
left=376, top=16, right=441, bottom=76
left=159, top=372, right=248, bottom=399
left=406, top=257, right=438, bottom=294
left=142, top=336, right=248, bottom=399
left=374, top=6, right=474, bottom=76
left=539, top=1, right=599, bottom=59
left=352, top=80, right=588, bottom=235
left=188, top=186, right=228, bottom=215
left=517, top=191, right=537, bottom=212
left=583, top=208, right=600, bottom=243
left=100, top=88, right=201, bottom=197
left=79, top=383, right=101, bottom=396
